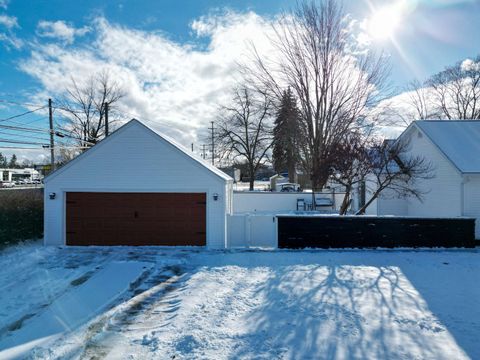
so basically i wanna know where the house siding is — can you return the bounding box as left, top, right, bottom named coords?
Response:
left=44, top=122, right=230, bottom=249
left=377, top=190, right=408, bottom=216
left=464, top=175, right=480, bottom=239
left=406, top=126, right=463, bottom=218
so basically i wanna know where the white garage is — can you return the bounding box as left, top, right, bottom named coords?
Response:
left=44, top=119, right=233, bottom=248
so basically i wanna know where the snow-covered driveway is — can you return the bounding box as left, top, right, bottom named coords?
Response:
left=0, top=243, right=479, bottom=359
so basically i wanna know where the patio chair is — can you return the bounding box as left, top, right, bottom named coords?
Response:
left=297, top=198, right=306, bottom=211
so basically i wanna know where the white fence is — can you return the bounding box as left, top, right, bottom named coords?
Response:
left=233, top=191, right=346, bottom=213
left=227, top=213, right=277, bottom=248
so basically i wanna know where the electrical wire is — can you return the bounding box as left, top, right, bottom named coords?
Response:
left=0, top=146, right=47, bottom=150
left=0, top=124, right=50, bottom=134
left=0, top=106, right=48, bottom=123
left=0, top=130, right=51, bottom=142
left=0, top=145, right=90, bottom=150
left=0, top=138, right=49, bottom=146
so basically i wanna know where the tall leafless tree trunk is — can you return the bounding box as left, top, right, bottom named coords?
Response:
left=215, top=87, right=274, bottom=191
left=246, top=0, right=390, bottom=195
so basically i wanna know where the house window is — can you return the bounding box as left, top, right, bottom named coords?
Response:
left=2, top=171, right=8, bottom=181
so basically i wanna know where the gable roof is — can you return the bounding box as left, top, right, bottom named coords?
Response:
left=413, top=120, right=480, bottom=174
left=45, top=119, right=232, bottom=182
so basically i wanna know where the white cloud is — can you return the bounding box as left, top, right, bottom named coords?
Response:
left=21, top=13, right=274, bottom=149
left=461, top=58, right=480, bottom=72
left=0, top=14, right=17, bottom=28
left=0, top=13, right=22, bottom=49
left=20, top=10, right=403, bottom=153
left=0, top=32, right=22, bottom=48
left=36, top=20, right=90, bottom=44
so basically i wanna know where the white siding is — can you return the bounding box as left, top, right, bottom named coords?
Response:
left=406, top=127, right=463, bottom=218
left=232, top=192, right=342, bottom=213
left=464, top=175, right=480, bottom=239
left=377, top=189, right=408, bottom=216
left=227, top=214, right=277, bottom=248
left=44, top=121, right=231, bottom=249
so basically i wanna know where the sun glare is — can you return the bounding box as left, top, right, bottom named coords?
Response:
left=367, top=5, right=403, bottom=40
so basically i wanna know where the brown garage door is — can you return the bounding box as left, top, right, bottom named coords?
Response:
left=66, top=192, right=206, bottom=246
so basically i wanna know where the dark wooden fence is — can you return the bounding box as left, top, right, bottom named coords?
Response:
left=278, top=216, right=476, bottom=249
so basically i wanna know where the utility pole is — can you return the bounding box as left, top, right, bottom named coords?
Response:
left=210, top=121, right=215, bottom=166
left=48, top=98, right=55, bottom=171
left=202, top=144, right=206, bottom=159
left=191, top=143, right=194, bottom=152
left=104, top=102, right=109, bottom=137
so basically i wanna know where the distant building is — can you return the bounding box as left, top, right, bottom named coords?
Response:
left=0, top=168, right=41, bottom=182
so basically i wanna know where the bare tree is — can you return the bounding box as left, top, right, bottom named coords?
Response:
left=427, top=56, right=480, bottom=120
left=59, top=71, right=124, bottom=147
left=330, top=128, right=374, bottom=215
left=246, top=0, right=390, bottom=193
left=55, top=147, right=81, bottom=168
left=356, top=138, right=435, bottom=214
left=215, top=87, right=274, bottom=191
left=405, top=79, right=438, bottom=120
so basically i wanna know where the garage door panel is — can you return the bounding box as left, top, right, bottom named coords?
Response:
left=66, top=192, right=206, bottom=246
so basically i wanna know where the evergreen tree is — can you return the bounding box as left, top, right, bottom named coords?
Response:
left=8, top=154, right=18, bottom=169
left=272, top=88, right=301, bottom=182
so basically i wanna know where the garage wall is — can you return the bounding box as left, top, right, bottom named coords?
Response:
left=44, top=121, right=231, bottom=248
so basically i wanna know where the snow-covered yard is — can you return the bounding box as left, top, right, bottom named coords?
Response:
left=0, top=243, right=479, bottom=359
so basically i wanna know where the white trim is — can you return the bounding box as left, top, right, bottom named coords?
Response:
left=45, top=119, right=232, bottom=183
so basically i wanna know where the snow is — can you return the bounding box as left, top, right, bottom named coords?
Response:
left=0, top=261, right=150, bottom=358
left=415, top=120, right=480, bottom=173
left=0, top=243, right=479, bottom=359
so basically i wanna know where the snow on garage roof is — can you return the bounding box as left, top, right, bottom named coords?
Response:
left=45, top=119, right=232, bottom=182
left=415, top=120, right=480, bottom=174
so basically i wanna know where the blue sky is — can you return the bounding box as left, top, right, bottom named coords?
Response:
left=0, top=0, right=479, bottom=162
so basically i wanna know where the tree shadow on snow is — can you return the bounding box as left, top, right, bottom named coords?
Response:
left=214, top=251, right=475, bottom=360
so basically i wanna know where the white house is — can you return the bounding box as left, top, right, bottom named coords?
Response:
left=44, top=119, right=233, bottom=248
left=376, top=120, right=480, bottom=239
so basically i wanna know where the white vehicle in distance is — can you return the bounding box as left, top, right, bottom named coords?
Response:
left=0, top=181, right=15, bottom=188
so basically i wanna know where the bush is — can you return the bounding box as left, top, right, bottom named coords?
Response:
left=0, top=189, right=43, bottom=247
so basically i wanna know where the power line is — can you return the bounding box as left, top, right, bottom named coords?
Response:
left=0, top=138, right=49, bottom=146
left=0, top=145, right=90, bottom=150
left=0, top=99, right=46, bottom=108
left=2, top=117, right=50, bottom=131
left=0, top=106, right=48, bottom=123
left=0, top=146, right=48, bottom=150
left=0, top=124, right=50, bottom=134
left=0, top=130, right=51, bottom=142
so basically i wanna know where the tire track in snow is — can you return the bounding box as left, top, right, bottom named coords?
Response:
left=74, top=265, right=188, bottom=360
